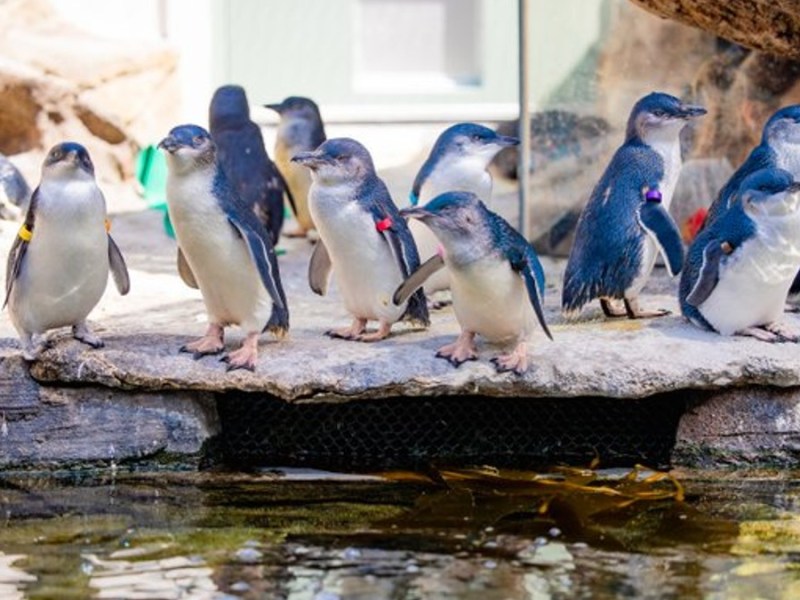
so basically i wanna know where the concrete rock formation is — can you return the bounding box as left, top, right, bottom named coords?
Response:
left=0, top=0, right=179, bottom=186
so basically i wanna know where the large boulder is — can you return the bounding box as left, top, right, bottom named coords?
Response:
left=0, top=0, right=179, bottom=188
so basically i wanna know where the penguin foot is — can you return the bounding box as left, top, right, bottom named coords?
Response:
left=764, top=322, right=800, bottom=342
left=326, top=318, right=367, bottom=341
left=436, top=332, right=478, bottom=367
left=784, top=303, right=800, bottom=314
left=491, top=342, right=529, bottom=375
left=72, top=323, right=104, bottom=349
left=739, top=323, right=800, bottom=343
left=181, top=324, right=225, bottom=358
left=284, top=227, right=310, bottom=239
left=600, top=298, right=627, bottom=318
left=357, top=321, right=392, bottom=343
left=623, top=298, right=670, bottom=319
left=221, top=332, right=260, bottom=371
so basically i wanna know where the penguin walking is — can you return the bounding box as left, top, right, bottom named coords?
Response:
left=408, top=123, right=518, bottom=302
left=562, top=92, right=706, bottom=319
left=680, top=167, right=800, bottom=341
left=396, top=191, right=551, bottom=375
left=291, top=138, right=428, bottom=341
left=265, top=96, right=327, bottom=238
left=209, top=85, right=289, bottom=246
left=5, top=142, right=130, bottom=360
left=159, top=124, right=289, bottom=371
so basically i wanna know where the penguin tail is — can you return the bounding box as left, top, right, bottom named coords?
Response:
left=403, top=288, right=431, bottom=328
left=561, top=272, right=592, bottom=319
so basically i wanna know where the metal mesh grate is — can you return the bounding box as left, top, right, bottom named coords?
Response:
left=216, top=393, right=687, bottom=471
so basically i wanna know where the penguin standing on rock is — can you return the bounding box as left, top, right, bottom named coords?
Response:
left=680, top=167, right=800, bottom=341
left=408, top=123, right=519, bottom=300
left=292, top=138, right=429, bottom=341
left=209, top=85, right=289, bottom=245
left=159, top=124, right=289, bottom=371
left=396, top=191, right=551, bottom=375
left=5, top=142, right=130, bottom=360
left=562, top=92, right=706, bottom=319
left=266, top=96, right=327, bottom=238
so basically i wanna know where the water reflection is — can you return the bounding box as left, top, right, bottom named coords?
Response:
left=0, top=470, right=799, bottom=598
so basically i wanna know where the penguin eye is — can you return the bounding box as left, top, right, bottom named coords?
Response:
left=192, top=135, right=205, bottom=146
left=471, top=134, right=482, bottom=142
left=50, top=149, right=62, bottom=161
left=651, top=110, right=666, bottom=118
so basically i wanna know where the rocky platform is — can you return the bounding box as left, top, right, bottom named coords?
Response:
left=1, top=190, right=800, bottom=470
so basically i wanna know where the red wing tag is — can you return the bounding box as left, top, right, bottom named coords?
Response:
left=376, top=217, right=392, bottom=232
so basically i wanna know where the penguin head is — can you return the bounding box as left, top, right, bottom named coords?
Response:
left=431, top=123, right=519, bottom=164
left=209, top=85, right=250, bottom=129
left=763, top=105, right=800, bottom=146
left=42, top=142, right=95, bottom=181
left=265, top=96, right=322, bottom=123
left=626, top=92, right=706, bottom=142
left=739, top=167, right=800, bottom=219
left=159, top=125, right=217, bottom=174
left=291, top=138, right=374, bottom=184
left=401, top=191, right=487, bottom=252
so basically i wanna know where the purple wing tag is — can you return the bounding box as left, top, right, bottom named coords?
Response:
left=645, top=188, right=662, bottom=203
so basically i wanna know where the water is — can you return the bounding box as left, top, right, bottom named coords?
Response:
left=0, top=468, right=799, bottom=599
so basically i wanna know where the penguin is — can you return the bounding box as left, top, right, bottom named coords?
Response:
left=159, top=124, right=289, bottom=371
left=265, top=96, right=327, bottom=238
left=395, top=191, right=551, bottom=375
left=408, top=123, right=519, bottom=301
left=209, top=84, right=289, bottom=246
left=680, top=167, right=800, bottom=341
left=562, top=92, right=706, bottom=319
left=704, top=105, right=800, bottom=226
left=291, top=137, right=429, bottom=341
left=0, top=153, right=31, bottom=216
left=4, top=142, right=130, bottom=360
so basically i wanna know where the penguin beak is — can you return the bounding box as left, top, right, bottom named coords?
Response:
left=158, top=135, right=179, bottom=153
left=495, top=135, right=520, bottom=147
left=291, top=151, right=330, bottom=167
left=400, top=206, right=432, bottom=221
left=264, top=103, right=283, bottom=114
left=678, top=104, right=707, bottom=119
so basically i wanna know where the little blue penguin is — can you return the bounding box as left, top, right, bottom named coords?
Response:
left=704, top=105, right=800, bottom=225
left=562, top=92, right=706, bottom=319
left=265, top=96, right=327, bottom=238
left=209, top=85, right=289, bottom=246
left=396, top=191, right=551, bottom=375
left=0, top=153, right=31, bottom=216
left=291, top=138, right=429, bottom=341
left=409, top=123, right=519, bottom=299
left=159, top=124, right=289, bottom=371
left=680, top=167, right=800, bottom=341
left=4, top=142, right=130, bottom=360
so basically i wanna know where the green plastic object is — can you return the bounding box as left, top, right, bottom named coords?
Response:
left=136, top=144, right=174, bottom=238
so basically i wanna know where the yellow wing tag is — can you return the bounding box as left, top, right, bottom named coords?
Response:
left=105, top=218, right=111, bottom=233
left=17, top=224, right=32, bottom=242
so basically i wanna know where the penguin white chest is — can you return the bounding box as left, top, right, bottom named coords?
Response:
left=166, top=172, right=271, bottom=332
left=309, top=185, right=406, bottom=323
left=699, top=222, right=800, bottom=334
left=449, top=255, right=534, bottom=345
left=10, top=183, right=109, bottom=334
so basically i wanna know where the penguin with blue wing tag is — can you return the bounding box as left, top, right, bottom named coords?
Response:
left=397, top=191, right=551, bottom=375
left=680, top=167, right=800, bottom=341
left=562, top=92, right=705, bottom=319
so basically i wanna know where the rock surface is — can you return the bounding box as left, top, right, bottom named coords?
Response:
left=0, top=193, right=798, bottom=403
left=629, top=0, right=800, bottom=59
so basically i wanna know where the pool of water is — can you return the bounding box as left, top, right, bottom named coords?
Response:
left=0, top=467, right=799, bottom=599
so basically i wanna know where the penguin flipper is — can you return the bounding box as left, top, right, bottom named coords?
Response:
left=308, top=240, right=332, bottom=296
left=637, top=201, right=684, bottom=276
left=177, top=247, right=199, bottom=289
left=275, top=166, right=298, bottom=218
left=686, top=240, right=726, bottom=307
left=226, top=216, right=285, bottom=310
left=108, top=235, right=130, bottom=295
left=509, top=247, right=553, bottom=341
left=393, top=254, right=445, bottom=306
left=4, top=234, right=28, bottom=309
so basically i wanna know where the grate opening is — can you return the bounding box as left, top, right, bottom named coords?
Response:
left=216, top=393, right=688, bottom=471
